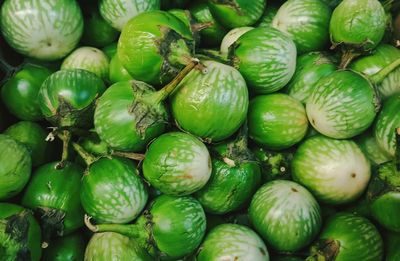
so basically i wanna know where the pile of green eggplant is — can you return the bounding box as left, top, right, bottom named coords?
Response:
left=1, top=0, right=400, bottom=260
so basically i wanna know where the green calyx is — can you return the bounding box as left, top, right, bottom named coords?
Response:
left=307, top=239, right=341, bottom=261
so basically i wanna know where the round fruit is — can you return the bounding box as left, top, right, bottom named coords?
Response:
left=42, top=233, right=85, bottom=261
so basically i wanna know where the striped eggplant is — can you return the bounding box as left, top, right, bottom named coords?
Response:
left=0, top=0, right=83, bottom=61
left=286, top=52, right=336, bottom=104
left=197, top=224, right=269, bottom=261
left=170, top=60, right=248, bottom=142
left=248, top=94, right=308, bottom=150
left=374, top=95, right=400, bottom=157
left=38, top=69, right=106, bottom=128
left=385, top=231, right=400, bottom=261
left=306, top=70, right=378, bottom=139
left=307, top=212, right=383, bottom=261
left=356, top=130, right=391, bottom=166
left=292, top=136, right=371, bottom=205
left=195, top=129, right=261, bottom=214
left=42, top=232, right=85, bottom=261
left=95, top=61, right=197, bottom=152
left=99, top=0, right=160, bottom=31
left=367, top=159, right=400, bottom=232
left=249, top=180, right=322, bottom=252
left=1, top=64, right=51, bottom=121
left=84, top=232, right=152, bottom=261
left=21, top=162, right=84, bottom=247
left=220, top=27, right=253, bottom=56
left=118, top=10, right=194, bottom=85
left=61, top=47, right=110, bottom=82
left=0, top=134, right=31, bottom=200
left=252, top=146, right=293, bottom=183
left=257, top=4, right=279, bottom=27
left=86, top=195, right=206, bottom=260
left=207, top=0, right=265, bottom=29
left=109, top=54, right=133, bottom=84
left=76, top=143, right=148, bottom=224
left=4, top=121, right=55, bottom=167
left=230, top=27, right=297, bottom=94
left=143, top=132, right=211, bottom=196
left=0, top=203, right=42, bottom=261
left=350, top=44, right=400, bottom=99
left=190, top=2, right=227, bottom=47
left=272, top=0, right=332, bottom=54
left=329, top=0, right=386, bottom=67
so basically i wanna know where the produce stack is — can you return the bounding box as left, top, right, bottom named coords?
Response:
left=0, top=0, right=400, bottom=260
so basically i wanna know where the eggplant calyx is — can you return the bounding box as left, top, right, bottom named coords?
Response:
left=72, top=142, right=97, bottom=167
left=367, top=162, right=400, bottom=202
left=35, top=207, right=66, bottom=248
left=307, top=239, right=340, bottom=261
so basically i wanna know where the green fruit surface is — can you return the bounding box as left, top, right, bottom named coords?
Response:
left=109, top=54, right=133, bottom=83
left=42, top=232, right=85, bottom=261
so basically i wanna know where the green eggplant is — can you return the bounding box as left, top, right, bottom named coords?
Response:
left=85, top=195, right=206, bottom=260
left=0, top=203, right=42, bottom=261
left=0, top=134, right=31, bottom=200
left=4, top=121, right=55, bottom=166
left=272, top=0, right=332, bottom=54
left=207, top=0, right=265, bottom=29
left=229, top=27, right=297, bottom=94
left=21, top=162, right=84, bottom=247
left=61, top=47, right=110, bottom=82
left=220, top=27, right=253, bottom=57
left=109, top=53, right=133, bottom=84
left=248, top=93, right=308, bottom=150
left=1, top=64, right=51, bottom=121
left=118, top=10, right=194, bottom=85
left=257, top=4, right=279, bottom=27
left=101, top=42, right=117, bottom=59
left=143, top=132, right=211, bottom=196
left=42, top=232, right=86, bottom=261
left=355, top=130, right=391, bottom=166
left=307, top=212, right=383, bottom=261
left=197, top=224, right=269, bottom=261
left=195, top=128, right=261, bottom=214
left=170, top=60, right=248, bottom=142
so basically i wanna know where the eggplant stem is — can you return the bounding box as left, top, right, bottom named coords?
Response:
left=84, top=216, right=139, bottom=237
left=84, top=215, right=98, bottom=232
left=370, top=57, right=400, bottom=85
left=111, top=151, right=145, bottom=161
left=191, top=21, right=213, bottom=32
left=339, top=49, right=360, bottom=69
left=71, top=142, right=97, bottom=166
left=56, top=130, right=71, bottom=169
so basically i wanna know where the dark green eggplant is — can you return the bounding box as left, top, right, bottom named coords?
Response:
left=42, top=232, right=86, bottom=261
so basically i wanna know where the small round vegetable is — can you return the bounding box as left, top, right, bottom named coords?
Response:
left=0, top=203, right=42, bottom=261
left=38, top=69, right=106, bottom=128
left=308, top=212, right=383, bottom=261
left=197, top=224, right=269, bottom=261
left=109, top=54, right=133, bottom=84
left=99, top=0, right=160, bottom=31
left=286, top=52, right=336, bottom=104
left=272, top=0, right=332, bottom=54
left=118, top=10, right=194, bottom=85
left=306, top=70, right=378, bottom=139
left=171, top=60, right=248, bottom=142
left=143, top=132, right=211, bottom=196
left=42, top=233, right=85, bottom=261
left=249, top=180, right=322, bottom=252
left=374, top=95, right=400, bottom=157
left=292, top=136, right=371, bottom=205
left=0, top=0, right=83, bottom=61
left=61, top=47, right=110, bottom=82
left=207, top=0, right=265, bottom=29
left=21, top=162, right=84, bottom=247
left=4, top=121, right=54, bottom=166
left=1, top=64, right=51, bottom=121
left=0, top=134, right=31, bottom=200
left=230, top=27, right=297, bottom=94
left=87, top=195, right=206, bottom=260
left=355, top=131, right=391, bottom=166
left=84, top=232, right=152, bottom=261
left=248, top=94, right=308, bottom=149
left=220, top=27, right=253, bottom=56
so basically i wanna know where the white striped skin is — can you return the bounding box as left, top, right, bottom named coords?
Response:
left=84, top=232, right=152, bottom=261
left=233, top=27, right=297, bottom=94
left=61, top=47, right=110, bottom=82
left=99, top=0, right=160, bottom=31
left=197, top=224, right=269, bottom=261
left=374, top=95, right=400, bottom=157
left=272, top=0, right=331, bottom=54
left=249, top=180, right=321, bottom=252
left=0, top=0, right=83, bottom=61
left=306, top=70, right=377, bottom=139
left=220, top=27, right=254, bottom=56
left=292, top=135, right=371, bottom=205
